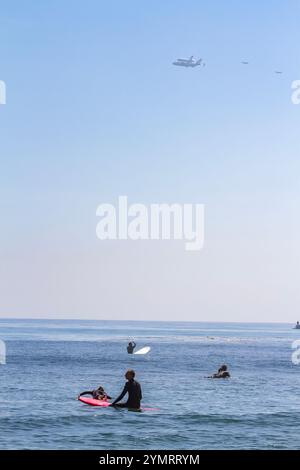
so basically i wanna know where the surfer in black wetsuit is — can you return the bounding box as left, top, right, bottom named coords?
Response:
left=78, top=386, right=111, bottom=400
left=127, top=341, right=136, bottom=354
left=209, top=364, right=231, bottom=379
left=111, top=369, right=142, bottom=410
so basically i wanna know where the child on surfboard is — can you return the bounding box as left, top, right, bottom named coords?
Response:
left=78, top=386, right=111, bottom=401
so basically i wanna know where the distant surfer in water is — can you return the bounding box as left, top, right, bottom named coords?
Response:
left=208, top=364, right=231, bottom=379
left=111, top=369, right=142, bottom=410
left=127, top=341, right=136, bottom=354
left=78, top=386, right=111, bottom=401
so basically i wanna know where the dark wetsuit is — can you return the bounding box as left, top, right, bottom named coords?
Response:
left=112, top=379, right=142, bottom=409
left=212, top=371, right=230, bottom=379
left=127, top=342, right=136, bottom=354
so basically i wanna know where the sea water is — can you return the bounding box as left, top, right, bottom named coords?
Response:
left=0, top=319, right=299, bottom=450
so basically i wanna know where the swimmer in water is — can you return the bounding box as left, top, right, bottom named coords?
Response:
left=111, top=369, right=142, bottom=410
left=208, top=364, right=231, bottom=379
left=127, top=341, right=136, bottom=354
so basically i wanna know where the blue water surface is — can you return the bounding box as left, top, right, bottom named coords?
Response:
left=0, top=319, right=299, bottom=450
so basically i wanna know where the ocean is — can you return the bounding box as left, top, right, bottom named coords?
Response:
left=0, top=319, right=299, bottom=450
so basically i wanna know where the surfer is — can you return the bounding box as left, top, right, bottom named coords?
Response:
left=111, top=369, right=142, bottom=410
left=127, top=341, right=136, bottom=354
left=78, top=386, right=111, bottom=401
left=208, top=364, right=231, bottom=379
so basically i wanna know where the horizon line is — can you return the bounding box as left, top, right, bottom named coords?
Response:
left=0, top=316, right=296, bottom=325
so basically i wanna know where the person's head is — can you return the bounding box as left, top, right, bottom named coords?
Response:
left=125, top=369, right=135, bottom=380
left=128, top=342, right=132, bottom=346
left=219, top=364, right=228, bottom=372
left=97, top=386, right=104, bottom=393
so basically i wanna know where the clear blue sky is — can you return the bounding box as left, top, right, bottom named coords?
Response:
left=0, top=1, right=299, bottom=321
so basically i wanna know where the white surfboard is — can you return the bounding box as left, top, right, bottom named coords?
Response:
left=134, top=346, right=151, bottom=355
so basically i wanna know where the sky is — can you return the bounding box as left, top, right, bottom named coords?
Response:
left=0, top=0, right=299, bottom=322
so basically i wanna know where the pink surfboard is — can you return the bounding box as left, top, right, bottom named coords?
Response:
left=78, top=396, right=111, bottom=407
left=78, top=396, right=159, bottom=411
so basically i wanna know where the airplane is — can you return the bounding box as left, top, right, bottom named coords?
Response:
left=275, top=70, right=283, bottom=74
left=241, top=61, right=249, bottom=65
left=172, top=56, right=203, bottom=68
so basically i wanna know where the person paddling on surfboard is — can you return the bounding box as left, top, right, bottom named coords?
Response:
left=127, top=341, right=136, bottom=354
left=78, top=386, right=111, bottom=401
left=111, top=369, right=142, bottom=410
